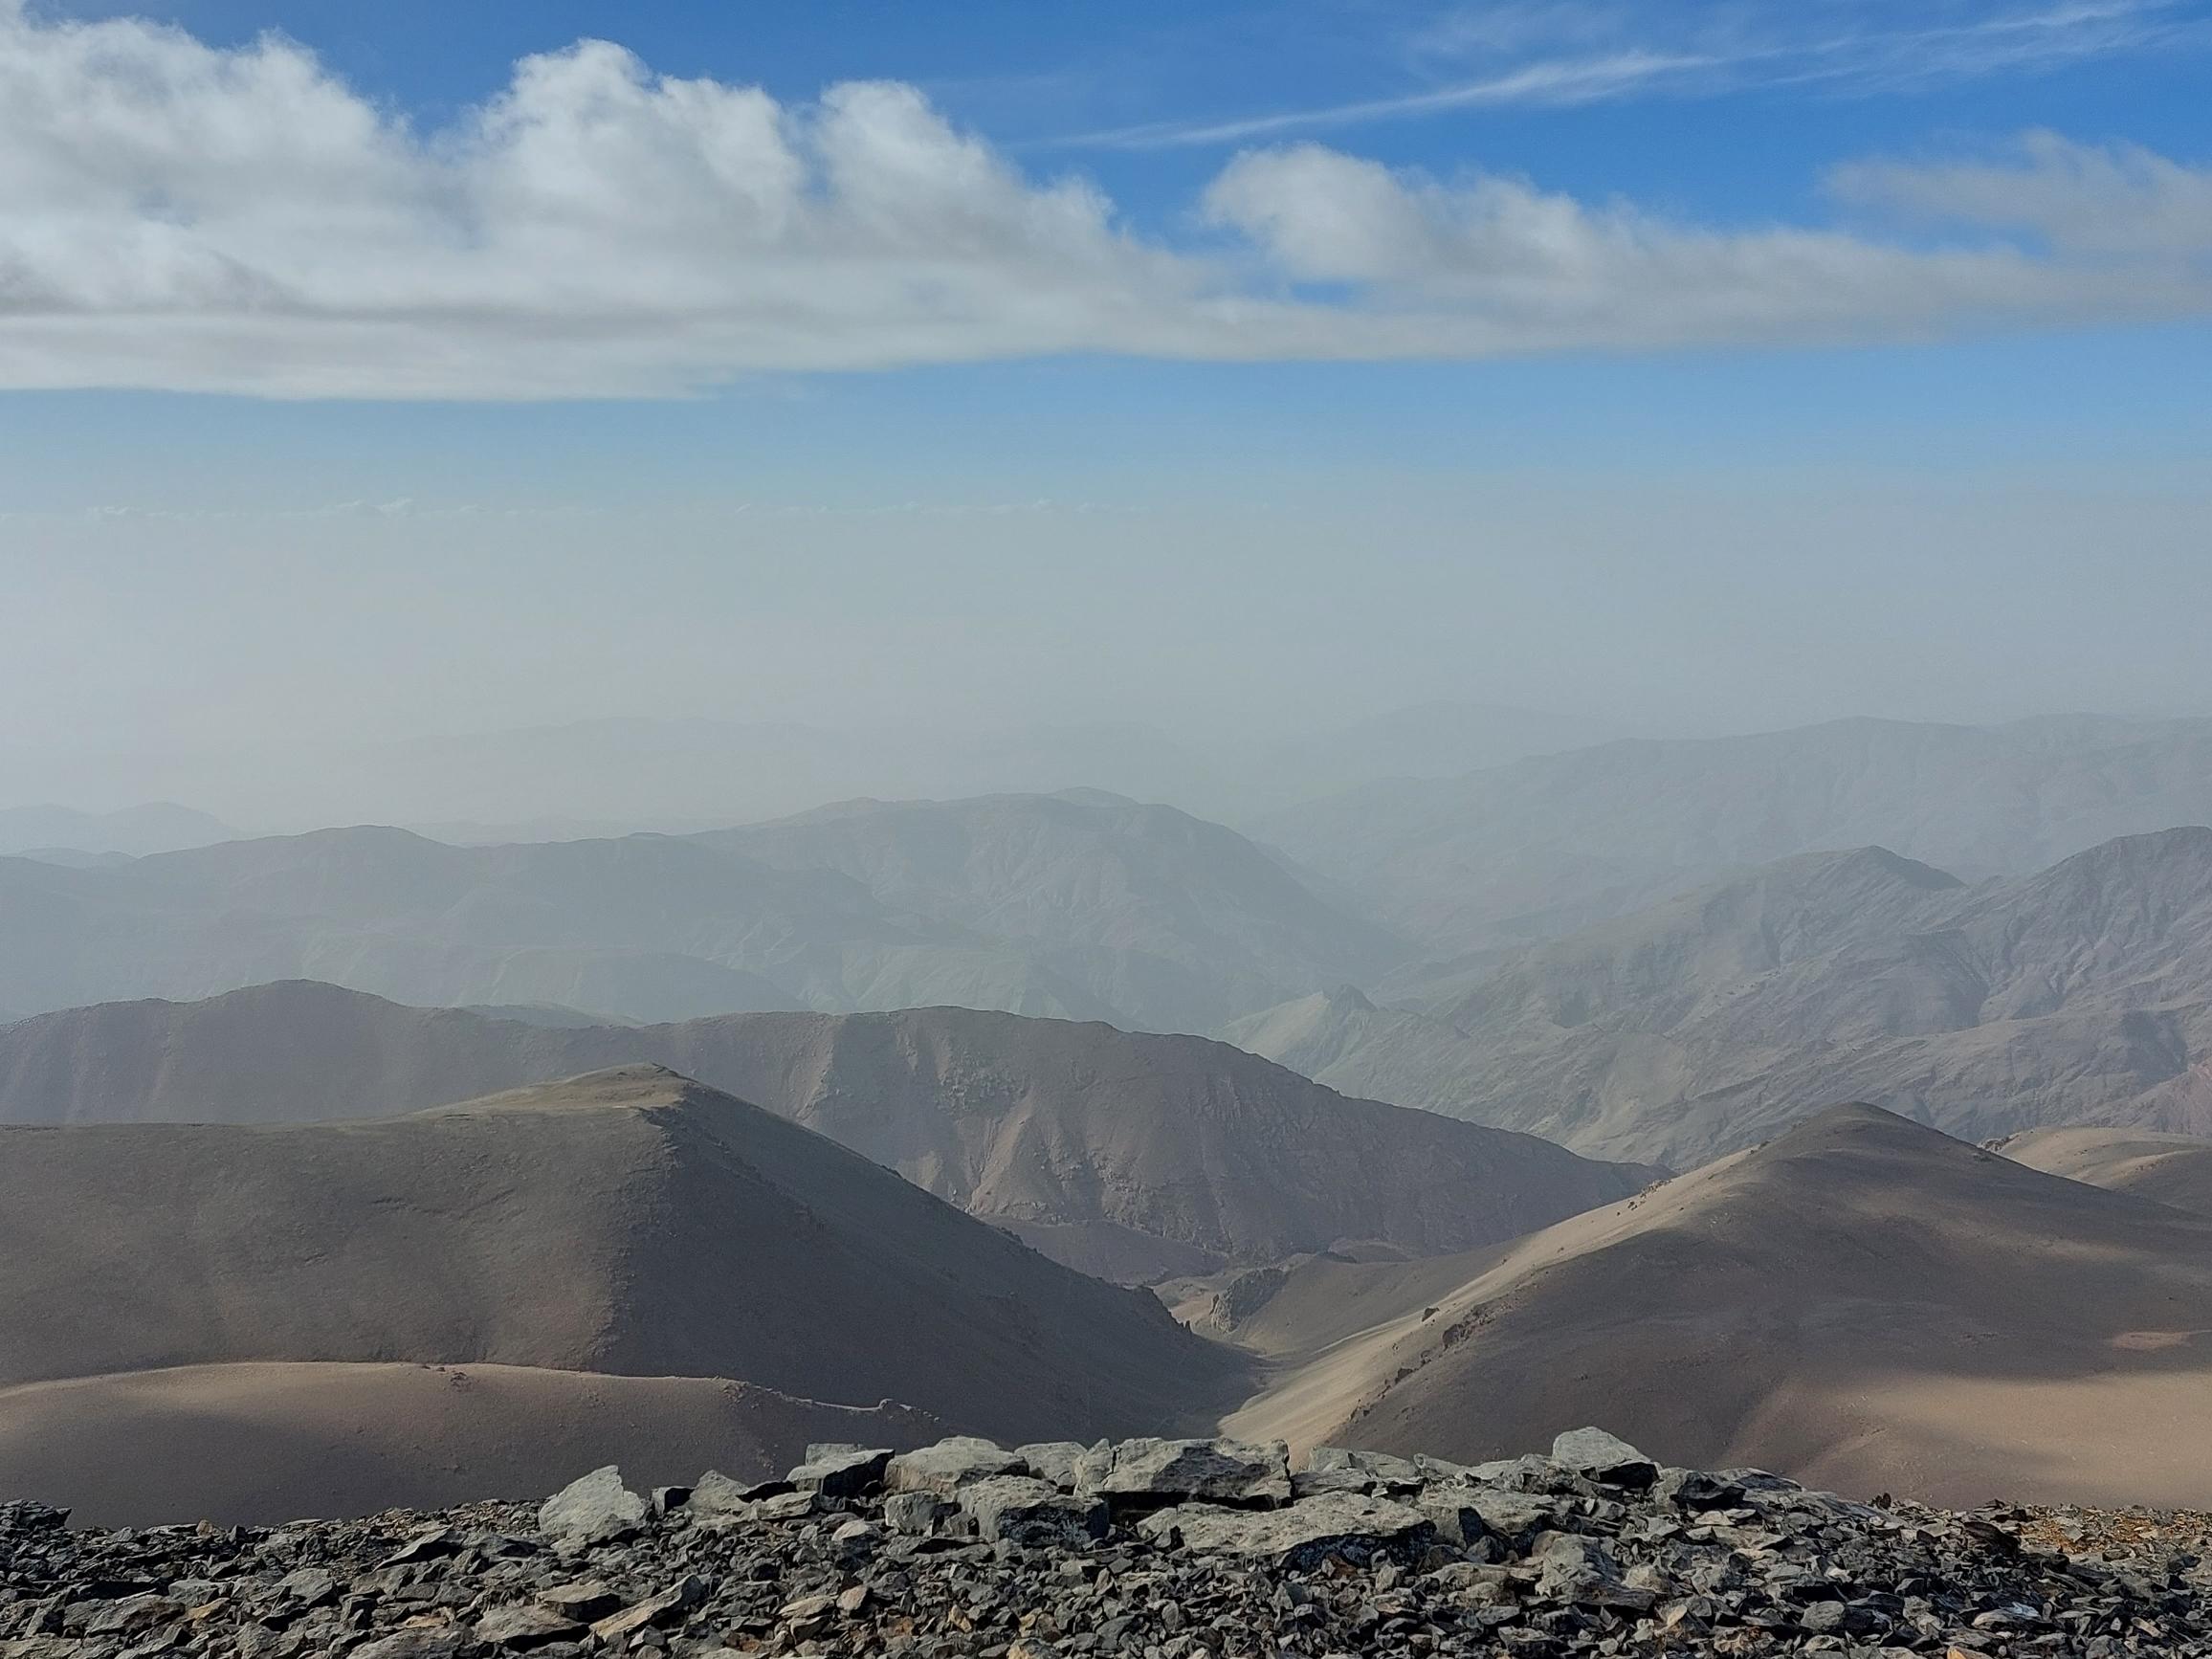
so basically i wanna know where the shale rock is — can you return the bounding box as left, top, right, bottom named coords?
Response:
left=7, top=1430, right=2212, bottom=1659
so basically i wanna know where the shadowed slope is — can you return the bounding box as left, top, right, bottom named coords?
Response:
left=1227, top=1104, right=2212, bottom=1508
left=0, top=1066, right=1245, bottom=1444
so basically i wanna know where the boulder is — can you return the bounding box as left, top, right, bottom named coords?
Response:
left=537, top=1466, right=647, bottom=1543
left=589, top=1576, right=708, bottom=1643
left=475, top=1604, right=586, bottom=1648
left=1136, top=1492, right=1434, bottom=1568
left=884, top=1491, right=960, bottom=1537
left=1074, top=1437, right=1292, bottom=1510
left=1013, top=1441, right=1090, bottom=1491
left=1302, top=1447, right=1423, bottom=1489
left=1550, top=1427, right=1659, bottom=1490
left=958, top=1475, right=1109, bottom=1549
left=786, top=1444, right=892, bottom=1499
left=884, top=1437, right=1029, bottom=1496
left=686, top=1469, right=791, bottom=1516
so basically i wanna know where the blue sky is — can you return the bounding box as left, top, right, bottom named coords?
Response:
left=2, top=2, right=2210, bottom=809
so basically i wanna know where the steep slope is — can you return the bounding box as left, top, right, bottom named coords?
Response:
left=0, top=795, right=1401, bottom=1033
left=0, top=983, right=1658, bottom=1281
left=1999, top=1125, right=2212, bottom=1217
left=1227, top=1105, right=2212, bottom=1509
left=695, top=790, right=1407, bottom=1033
left=1259, top=715, right=2212, bottom=958
left=0, top=1066, right=1244, bottom=1443
left=0, top=1364, right=944, bottom=1528
left=1232, top=830, right=2212, bottom=1167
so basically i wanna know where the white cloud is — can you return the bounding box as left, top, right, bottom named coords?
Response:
left=0, top=2, right=2208, bottom=397
left=1833, top=130, right=2212, bottom=256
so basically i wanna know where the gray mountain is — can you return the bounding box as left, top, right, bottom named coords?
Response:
left=0, top=802, right=238, bottom=858
left=0, top=792, right=1405, bottom=1032
left=1258, top=715, right=2212, bottom=959
left=0, top=982, right=1655, bottom=1281
left=0, top=1066, right=1243, bottom=1448
left=697, top=791, right=1406, bottom=1031
left=1229, top=830, right=2212, bottom=1168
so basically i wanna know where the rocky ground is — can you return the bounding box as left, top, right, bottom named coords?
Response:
left=5, top=1429, right=2210, bottom=1658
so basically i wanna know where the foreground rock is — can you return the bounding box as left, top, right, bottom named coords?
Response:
left=6, top=1429, right=2212, bottom=1657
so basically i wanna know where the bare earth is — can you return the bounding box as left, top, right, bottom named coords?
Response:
left=0, top=1362, right=945, bottom=1528
left=1221, top=1103, right=2212, bottom=1510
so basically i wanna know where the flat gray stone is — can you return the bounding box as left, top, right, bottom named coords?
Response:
left=476, top=1604, right=585, bottom=1648
left=1012, top=1440, right=1089, bottom=1491
left=1075, top=1436, right=1292, bottom=1509
left=786, top=1445, right=892, bottom=1499
left=885, top=1437, right=1028, bottom=1496
left=1136, top=1492, right=1433, bottom=1568
left=1551, top=1427, right=1658, bottom=1490
left=957, top=1475, right=1108, bottom=1548
left=537, top=1466, right=647, bottom=1542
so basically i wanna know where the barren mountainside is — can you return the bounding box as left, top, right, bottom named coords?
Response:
left=1222, top=1104, right=2212, bottom=1510
left=1230, top=830, right=2212, bottom=1167
left=0, top=1066, right=1244, bottom=1445
left=0, top=983, right=1656, bottom=1280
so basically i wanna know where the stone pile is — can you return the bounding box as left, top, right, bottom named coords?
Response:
left=6, top=1428, right=2211, bottom=1657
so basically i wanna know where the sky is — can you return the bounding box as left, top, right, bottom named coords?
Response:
left=2, top=0, right=2210, bottom=817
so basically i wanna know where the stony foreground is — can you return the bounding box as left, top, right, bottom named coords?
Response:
left=5, top=1430, right=2211, bottom=1659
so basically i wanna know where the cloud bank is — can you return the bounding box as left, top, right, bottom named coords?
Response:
left=1, top=2, right=2208, bottom=397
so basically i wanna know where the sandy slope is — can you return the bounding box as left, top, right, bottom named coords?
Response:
left=0, top=1363, right=945, bottom=1527
left=1999, top=1125, right=2212, bottom=1217
left=1223, top=1104, right=2212, bottom=1508
left=0, top=982, right=1657, bottom=1280
left=0, top=1066, right=1245, bottom=1445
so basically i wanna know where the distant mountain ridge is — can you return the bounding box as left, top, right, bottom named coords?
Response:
left=1259, top=715, right=2212, bottom=959
left=0, top=790, right=1408, bottom=1033
left=0, top=982, right=1657, bottom=1281
left=0, top=802, right=238, bottom=858
left=1228, top=828, right=2212, bottom=1168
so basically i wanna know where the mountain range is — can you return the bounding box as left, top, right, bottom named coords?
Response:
left=0, top=802, right=238, bottom=859
left=1258, top=715, right=2212, bottom=962
left=0, top=980, right=1656, bottom=1281
left=0, top=791, right=1405, bottom=1033
left=1228, top=828, right=2212, bottom=1168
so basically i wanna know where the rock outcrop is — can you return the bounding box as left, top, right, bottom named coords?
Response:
left=7, top=1428, right=2212, bottom=1658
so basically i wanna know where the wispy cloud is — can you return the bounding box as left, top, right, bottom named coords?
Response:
left=0, top=2, right=2208, bottom=397
left=1064, top=0, right=2198, bottom=150
left=1061, top=50, right=1716, bottom=150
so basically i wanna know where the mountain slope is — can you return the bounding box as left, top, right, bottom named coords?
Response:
left=1232, top=830, right=2212, bottom=1167
left=0, top=795, right=1402, bottom=1033
left=0, top=982, right=1657, bottom=1280
left=1227, top=1104, right=2212, bottom=1509
left=1259, top=715, right=2212, bottom=959
left=1999, top=1125, right=2212, bottom=1218
left=0, top=1066, right=1243, bottom=1444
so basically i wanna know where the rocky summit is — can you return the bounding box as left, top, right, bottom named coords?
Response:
left=6, top=1430, right=2211, bottom=1659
